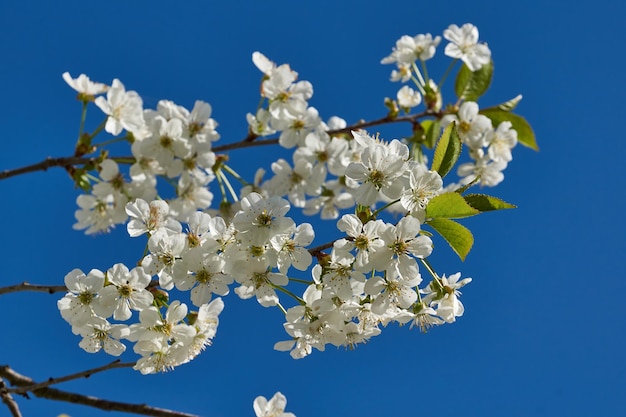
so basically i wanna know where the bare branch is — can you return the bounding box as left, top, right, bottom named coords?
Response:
left=0, top=377, right=22, bottom=417
left=9, top=360, right=134, bottom=395
left=0, top=365, right=199, bottom=417
left=0, top=282, right=67, bottom=297
left=0, top=156, right=97, bottom=181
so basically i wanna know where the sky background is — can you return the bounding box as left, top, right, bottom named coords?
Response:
left=1, top=1, right=624, bottom=417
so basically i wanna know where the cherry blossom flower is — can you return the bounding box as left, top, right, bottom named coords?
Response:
left=397, top=85, right=422, bottom=108
left=381, top=33, right=441, bottom=65
left=99, top=264, right=153, bottom=321
left=58, top=268, right=111, bottom=327
left=94, top=79, right=144, bottom=136
left=62, top=72, right=107, bottom=97
left=253, top=392, right=296, bottom=417
left=73, top=317, right=129, bottom=356
left=444, top=23, right=491, bottom=71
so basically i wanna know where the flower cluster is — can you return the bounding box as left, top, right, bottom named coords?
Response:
left=58, top=22, right=531, bottom=373
left=64, top=73, right=219, bottom=234
left=442, top=101, right=518, bottom=187
left=57, top=263, right=224, bottom=374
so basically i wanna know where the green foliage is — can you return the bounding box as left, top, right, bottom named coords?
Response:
left=492, top=94, right=523, bottom=111
left=426, top=192, right=479, bottom=219
left=420, top=119, right=441, bottom=149
left=431, top=122, right=462, bottom=178
left=480, top=108, right=539, bottom=151
left=455, top=60, right=494, bottom=101
left=464, top=194, right=517, bottom=212
left=426, top=218, right=474, bottom=261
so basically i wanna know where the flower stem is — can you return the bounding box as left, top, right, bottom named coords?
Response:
left=438, top=59, right=458, bottom=89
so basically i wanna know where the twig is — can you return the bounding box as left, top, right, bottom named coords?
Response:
left=0, top=282, right=67, bottom=296
left=8, top=360, right=134, bottom=395
left=0, top=279, right=160, bottom=297
left=0, top=156, right=97, bottom=181
left=0, top=377, right=21, bottom=417
left=0, top=365, right=199, bottom=417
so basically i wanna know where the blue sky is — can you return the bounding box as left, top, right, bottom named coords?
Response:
left=1, top=1, right=624, bottom=417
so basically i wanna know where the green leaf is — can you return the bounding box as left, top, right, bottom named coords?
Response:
left=431, top=122, right=462, bottom=178
left=423, top=119, right=441, bottom=149
left=489, top=94, right=523, bottom=112
left=464, top=194, right=517, bottom=212
left=426, top=218, right=474, bottom=261
left=454, top=60, right=494, bottom=101
left=454, top=176, right=480, bottom=194
left=480, top=108, right=539, bottom=151
left=426, top=192, right=479, bottom=219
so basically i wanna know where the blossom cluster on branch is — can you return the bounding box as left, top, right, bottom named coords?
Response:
left=41, top=22, right=537, bottom=416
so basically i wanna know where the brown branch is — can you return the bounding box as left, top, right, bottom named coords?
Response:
left=0, top=377, right=22, bottom=417
left=9, top=360, right=134, bottom=395
left=0, top=279, right=161, bottom=297
left=327, top=110, right=436, bottom=136
left=0, top=365, right=199, bottom=417
left=308, top=240, right=337, bottom=257
left=1, top=110, right=442, bottom=182
left=0, top=156, right=99, bottom=181
left=212, top=137, right=279, bottom=153
left=0, top=282, right=68, bottom=296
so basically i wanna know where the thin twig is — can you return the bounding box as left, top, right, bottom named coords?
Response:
left=0, top=156, right=97, bottom=181
left=0, top=377, right=22, bottom=417
left=0, top=365, right=199, bottom=417
left=0, top=282, right=68, bottom=296
left=9, top=360, right=135, bottom=395
left=0, top=279, right=160, bottom=297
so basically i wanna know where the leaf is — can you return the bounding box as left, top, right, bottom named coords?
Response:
left=491, top=94, right=523, bottom=112
left=431, top=122, right=462, bottom=178
left=454, top=60, right=494, bottom=101
left=423, top=119, right=441, bottom=149
left=454, top=176, right=480, bottom=194
left=480, top=108, right=539, bottom=151
left=426, top=192, right=479, bottom=219
left=426, top=218, right=474, bottom=261
left=464, top=194, right=517, bottom=212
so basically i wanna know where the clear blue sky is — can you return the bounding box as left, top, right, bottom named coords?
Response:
left=1, top=1, right=624, bottom=416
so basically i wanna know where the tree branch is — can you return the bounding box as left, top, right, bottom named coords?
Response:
left=0, top=156, right=98, bottom=181
left=1, top=110, right=440, bottom=181
left=0, top=279, right=161, bottom=297
left=0, top=365, right=199, bottom=417
left=0, top=282, right=68, bottom=296
left=0, top=377, right=22, bottom=417
left=8, top=360, right=135, bottom=395
left=308, top=240, right=336, bottom=257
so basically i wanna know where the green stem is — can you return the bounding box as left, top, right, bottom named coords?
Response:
left=109, top=157, right=136, bottom=165
left=419, top=59, right=430, bottom=84
left=419, top=258, right=443, bottom=286
left=411, top=62, right=426, bottom=90
left=89, top=118, right=108, bottom=140
left=215, top=170, right=229, bottom=203
left=222, top=164, right=249, bottom=186
left=93, top=136, right=129, bottom=148
left=273, top=284, right=306, bottom=305
left=438, top=59, right=459, bottom=89
left=219, top=170, right=239, bottom=202
left=288, top=277, right=314, bottom=285
left=371, top=198, right=401, bottom=218
left=78, top=102, right=88, bottom=139
left=276, top=302, right=287, bottom=315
